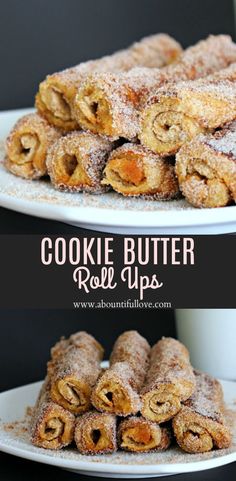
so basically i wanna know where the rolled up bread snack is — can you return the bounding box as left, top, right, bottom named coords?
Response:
left=91, top=331, right=150, bottom=416
left=173, top=371, right=232, bottom=453
left=36, top=34, right=182, bottom=131
left=141, top=337, right=196, bottom=423
left=49, top=331, right=104, bottom=414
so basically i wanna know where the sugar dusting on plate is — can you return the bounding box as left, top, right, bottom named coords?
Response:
left=0, top=141, right=193, bottom=213
left=0, top=402, right=235, bottom=467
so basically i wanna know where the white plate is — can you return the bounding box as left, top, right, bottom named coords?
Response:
left=1, top=108, right=236, bottom=234
left=0, top=379, right=235, bottom=478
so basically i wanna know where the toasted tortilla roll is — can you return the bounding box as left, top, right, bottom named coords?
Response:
left=91, top=331, right=150, bottom=416
left=140, top=62, right=236, bottom=156
left=47, top=131, right=114, bottom=193
left=141, top=338, right=196, bottom=423
left=118, top=416, right=171, bottom=452
left=175, top=122, right=236, bottom=208
left=5, top=113, right=61, bottom=179
left=173, top=371, right=232, bottom=453
left=102, top=143, right=179, bottom=199
left=75, top=411, right=117, bottom=454
left=36, top=34, right=182, bottom=131
left=31, top=377, right=75, bottom=450
left=75, top=35, right=236, bottom=140
left=49, top=331, right=104, bottom=414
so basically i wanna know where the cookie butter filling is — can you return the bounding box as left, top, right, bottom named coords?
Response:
left=183, top=424, right=213, bottom=452
left=88, top=427, right=111, bottom=450
left=123, top=426, right=159, bottom=449
left=75, top=87, right=112, bottom=135
left=17, top=134, right=39, bottom=163
left=148, top=393, right=181, bottom=419
left=152, top=111, right=203, bottom=150
left=63, top=155, right=78, bottom=176
left=55, top=153, right=91, bottom=186
left=43, top=418, right=64, bottom=440
left=45, top=87, right=71, bottom=121
left=140, top=98, right=205, bottom=155
left=108, top=157, right=146, bottom=187
left=183, top=159, right=231, bottom=207
left=98, top=383, right=131, bottom=413
left=58, top=380, right=87, bottom=407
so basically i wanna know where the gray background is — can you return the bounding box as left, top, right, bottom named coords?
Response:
left=0, top=309, right=175, bottom=391
left=0, top=0, right=234, bottom=110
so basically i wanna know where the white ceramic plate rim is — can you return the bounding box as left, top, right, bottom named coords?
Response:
left=0, top=379, right=235, bottom=476
left=1, top=108, right=236, bottom=233
left=0, top=190, right=236, bottom=228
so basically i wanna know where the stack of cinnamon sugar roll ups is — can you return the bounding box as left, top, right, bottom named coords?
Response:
left=31, top=330, right=232, bottom=455
left=5, top=33, right=236, bottom=207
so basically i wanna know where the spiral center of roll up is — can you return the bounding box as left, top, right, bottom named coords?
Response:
left=75, top=86, right=113, bottom=136
left=58, top=380, right=87, bottom=407
left=127, top=426, right=153, bottom=446
left=149, top=392, right=181, bottom=421
left=183, top=423, right=213, bottom=452
left=185, top=159, right=231, bottom=207
left=91, top=428, right=101, bottom=444
left=109, top=156, right=146, bottom=187
left=140, top=100, right=204, bottom=155
left=44, top=417, right=64, bottom=440
left=99, top=383, right=131, bottom=414
left=18, top=134, right=39, bottom=164
left=58, top=152, right=91, bottom=186
left=64, top=155, right=78, bottom=176
left=153, top=111, right=200, bottom=150
left=48, top=87, right=71, bottom=121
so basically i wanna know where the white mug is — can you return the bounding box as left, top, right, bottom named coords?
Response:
left=175, top=309, right=236, bottom=380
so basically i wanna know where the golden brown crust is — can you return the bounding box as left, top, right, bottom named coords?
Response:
left=5, top=113, right=61, bottom=179
left=91, top=331, right=150, bottom=416
left=102, top=143, right=179, bottom=199
left=175, top=122, right=236, bottom=207
left=74, top=411, right=117, bottom=454
left=31, top=377, right=75, bottom=450
left=140, top=62, right=236, bottom=156
left=75, top=35, right=236, bottom=140
left=49, top=332, right=104, bottom=414
left=173, top=371, right=232, bottom=453
left=47, top=131, right=114, bottom=193
left=36, top=34, right=182, bottom=131
left=141, top=338, right=196, bottom=423
left=118, top=416, right=171, bottom=452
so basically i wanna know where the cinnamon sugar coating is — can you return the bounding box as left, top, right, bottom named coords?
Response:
left=118, top=416, right=171, bottom=452
left=173, top=371, right=232, bottom=453
left=5, top=113, right=61, bottom=179
left=91, top=331, right=150, bottom=416
left=49, top=331, right=104, bottom=414
left=140, top=61, right=236, bottom=156
left=47, top=131, right=114, bottom=193
left=31, top=377, right=75, bottom=450
left=36, top=34, right=182, bottom=131
left=176, top=121, right=236, bottom=207
left=141, top=337, right=196, bottom=423
left=109, top=331, right=150, bottom=388
left=102, top=143, right=179, bottom=199
left=29, top=332, right=232, bottom=456
left=75, top=35, right=236, bottom=140
left=75, top=411, right=117, bottom=454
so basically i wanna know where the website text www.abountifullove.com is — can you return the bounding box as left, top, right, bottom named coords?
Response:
left=73, top=299, right=172, bottom=309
